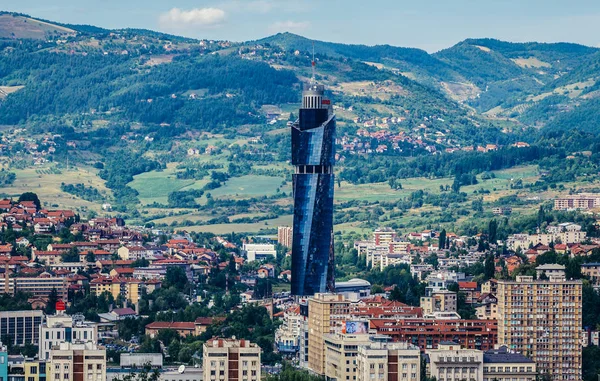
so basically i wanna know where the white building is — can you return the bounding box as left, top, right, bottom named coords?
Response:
left=48, top=342, right=106, bottom=381
left=39, top=313, right=98, bottom=360
left=242, top=243, right=276, bottom=262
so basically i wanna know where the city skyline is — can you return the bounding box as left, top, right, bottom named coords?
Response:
left=5, top=0, right=600, bottom=52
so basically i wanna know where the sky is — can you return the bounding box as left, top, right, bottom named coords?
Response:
left=5, top=0, right=600, bottom=52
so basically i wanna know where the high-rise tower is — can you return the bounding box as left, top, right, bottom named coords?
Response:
left=290, top=78, right=336, bottom=296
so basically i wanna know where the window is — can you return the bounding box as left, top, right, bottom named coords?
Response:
left=88, top=365, right=93, bottom=370
left=96, top=365, right=102, bottom=370
left=64, top=374, right=69, bottom=379
left=31, top=367, right=37, bottom=374
left=28, top=377, right=35, bottom=381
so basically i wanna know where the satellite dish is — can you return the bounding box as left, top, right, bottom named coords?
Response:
left=178, top=365, right=185, bottom=374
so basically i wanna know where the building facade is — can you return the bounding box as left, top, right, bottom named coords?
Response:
left=307, top=294, right=351, bottom=375
left=497, top=268, right=582, bottom=381
left=202, top=338, right=261, bottom=381
left=39, top=314, right=98, bottom=360
left=0, top=310, right=44, bottom=346
left=47, top=342, right=106, bottom=381
left=356, top=340, right=421, bottom=381
left=291, top=82, right=336, bottom=296
left=277, top=226, right=293, bottom=248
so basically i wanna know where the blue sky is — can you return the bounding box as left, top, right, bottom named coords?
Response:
left=6, top=0, right=600, bottom=52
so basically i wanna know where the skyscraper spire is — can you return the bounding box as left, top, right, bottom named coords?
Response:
left=311, top=42, right=316, bottom=84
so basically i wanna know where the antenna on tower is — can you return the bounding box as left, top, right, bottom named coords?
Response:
left=311, top=42, right=316, bottom=84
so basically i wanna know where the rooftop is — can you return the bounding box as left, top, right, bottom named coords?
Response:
left=483, top=346, right=534, bottom=364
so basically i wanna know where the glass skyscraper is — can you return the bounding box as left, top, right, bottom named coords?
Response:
left=290, top=83, right=336, bottom=296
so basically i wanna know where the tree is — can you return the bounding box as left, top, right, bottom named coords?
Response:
left=18, top=192, right=41, bottom=210
left=537, top=205, right=546, bottom=227
left=85, top=251, right=95, bottom=263
left=484, top=255, right=495, bottom=280
left=163, top=267, right=189, bottom=292
left=45, top=288, right=59, bottom=315
left=438, top=229, right=446, bottom=250
left=488, top=219, right=498, bottom=245
left=61, top=247, right=80, bottom=262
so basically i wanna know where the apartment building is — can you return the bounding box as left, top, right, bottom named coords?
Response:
left=0, top=343, right=7, bottom=381
left=5, top=275, right=66, bottom=299
left=324, top=331, right=373, bottom=381
left=307, top=294, right=351, bottom=375
left=427, top=342, right=484, bottom=381
left=554, top=193, right=600, bottom=210
left=497, top=266, right=582, bottom=381
left=420, top=290, right=457, bottom=315
left=202, top=338, right=261, bottom=381
left=89, top=276, right=140, bottom=304
left=0, top=310, right=44, bottom=345
left=47, top=342, right=106, bottom=381
left=39, top=314, right=98, bottom=360
left=482, top=346, right=536, bottom=381
left=356, top=340, right=421, bottom=381
left=277, top=226, right=293, bottom=248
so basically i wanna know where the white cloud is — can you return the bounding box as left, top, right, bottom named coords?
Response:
left=268, top=20, right=311, bottom=34
left=158, top=8, right=226, bottom=29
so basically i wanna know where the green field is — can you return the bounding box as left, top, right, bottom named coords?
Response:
left=129, top=165, right=195, bottom=205
left=209, top=175, right=287, bottom=199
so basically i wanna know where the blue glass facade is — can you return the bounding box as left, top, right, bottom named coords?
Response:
left=291, top=85, right=336, bottom=296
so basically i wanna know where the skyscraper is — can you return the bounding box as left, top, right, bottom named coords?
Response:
left=290, top=79, right=336, bottom=296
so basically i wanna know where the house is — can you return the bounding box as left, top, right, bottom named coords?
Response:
left=278, top=270, right=291, bottom=281
left=145, top=322, right=196, bottom=338
left=258, top=264, right=275, bottom=278
left=98, top=307, right=138, bottom=322
left=194, top=317, right=226, bottom=335
left=457, top=281, right=478, bottom=304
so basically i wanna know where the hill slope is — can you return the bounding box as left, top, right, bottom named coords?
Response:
left=0, top=12, right=76, bottom=39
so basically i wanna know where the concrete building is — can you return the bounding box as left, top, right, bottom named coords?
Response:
left=277, top=226, right=293, bottom=248
left=554, top=193, right=600, bottom=210
left=356, top=340, right=421, bottom=381
left=0, top=343, right=7, bottom=381
left=23, top=360, right=46, bottom=381
left=324, top=331, right=373, bottom=381
left=581, top=262, right=600, bottom=285
left=307, top=294, right=351, bottom=375
left=0, top=310, right=44, bottom=345
left=47, top=342, right=106, bottom=381
left=6, top=275, right=66, bottom=300
left=242, top=244, right=276, bottom=262
left=39, top=313, right=98, bottom=360
left=482, top=346, right=536, bottom=381
left=420, top=290, right=457, bottom=315
left=275, top=308, right=304, bottom=355
left=202, top=338, right=261, bottom=381
left=89, top=276, right=140, bottom=304
left=427, top=342, right=484, bottom=381
left=119, top=353, right=163, bottom=368
left=334, top=279, right=371, bottom=301
left=497, top=266, right=582, bottom=381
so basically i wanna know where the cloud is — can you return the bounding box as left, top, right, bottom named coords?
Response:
left=159, top=8, right=226, bottom=29
left=268, top=20, right=311, bottom=34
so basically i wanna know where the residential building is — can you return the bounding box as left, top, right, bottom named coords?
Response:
left=6, top=275, right=66, bottom=299
left=497, top=266, right=582, bottom=381
left=47, top=342, right=105, bottom=381
left=356, top=340, right=421, bottom=381
left=144, top=322, right=195, bottom=338
left=277, top=226, right=293, bottom=248
left=0, top=310, right=43, bottom=345
left=581, top=262, right=600, bottom=285
left=39, top=313, right=97, bottom=361
left=475, top=293, right=498, bottom=320
left=307, top=294, right=351, bottom=375
left=427, top=342, right=484, bottom=381
left=554, top=193, right=600, bottom=210
left=119, top=353, right=162, bottom=368
left=482, top=346, right=536, bottom=381
left=324, top=331, right=373, bottom=381
left=275, top=308, right=304, bottom=355
left=242, top=243, right=276, bottom=262
left=24, top=360, right=46, bottom=381
left=89, top=276, right=140, bottom=304
left=202, top=338, right=261, bottom=381
left=291, top=82, right=336, bottom=296
left=420, top=290, right=457, bottom=315
left=370, top=319, right=497, bottom=351
left=0, top=343, right=7, bottom=381
left=334, top=279, right=371, bottom=301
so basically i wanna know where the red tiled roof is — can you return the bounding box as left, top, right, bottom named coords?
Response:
left=146, top=322, right=195, bottom=330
